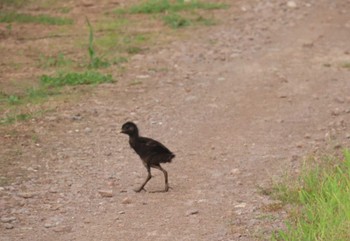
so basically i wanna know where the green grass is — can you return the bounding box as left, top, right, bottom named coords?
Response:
left=0, top=12, right=73, bottom=25
left=112, top=56, right=128, bottom=65
left=5, top=23, right=12, bottom=33
left=163, top=12, right=190, bottom=28
left=0, top=0, right=224, bottom=127
left=7, top=95, right=21, bottom=105
left=0, top=85, right=61, bottom=125
left=0, top=110, right=51, bottom=125
left=194, top=15, right=216, bottom=25
left=86, top=18, right=111, bottom=68
left=273, top=150, right=350, bottom=240
left=118, top=0, right=227, bottom=14
left=59, top=7, right=72, bottom=14
left=38, top=52, right=72, bottom=69
left=126, top=46, right=143, bottom=54
left=0, top=70, right=112, bottom=125
left=116, top=0, right=226, bottom=29
left=163, top=12, right=215, bottom=28
left=341, top=62, right=350, bottom=69
left=0, top=86, right=60, bottom=112
left=94, top=18, right=131, bottom=54
left=1, top=94, right=20, bottom=106
left=0, top=0, right=27, bottom=7
left=40, top=71, right=114, bottom=87
left=96, top=25, right=150, bottom=55
left=26, top=87, right=60, bottom=101
left=97, top=31, right=149, bottom=55
left=0, top=17, right=115, bottom=126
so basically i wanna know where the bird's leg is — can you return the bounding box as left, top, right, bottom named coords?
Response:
left=134, top=167, right=152, bottom=193
left=153, top=165, right=169, bottom=192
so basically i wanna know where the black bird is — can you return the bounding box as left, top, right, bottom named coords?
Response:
left=121, top=122, right=175, bottom=192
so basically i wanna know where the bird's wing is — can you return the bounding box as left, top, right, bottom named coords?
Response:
left=139, top=137, right=172, bottom=154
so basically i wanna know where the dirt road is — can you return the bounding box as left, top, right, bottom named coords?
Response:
left=1, top=0, right=350, bottom=240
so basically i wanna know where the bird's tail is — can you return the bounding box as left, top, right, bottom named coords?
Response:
left=167, top=153, right=175, bottom=163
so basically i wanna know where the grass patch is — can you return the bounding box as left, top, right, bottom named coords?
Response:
left=7, top=95, right=21, bottom=105
left=0, top=87, right=60, bottom=125
left=26, top=87, right=61, bottom=102
left=1, top=112, right=33, bottom=125
left=116, top=0, right=225, bottom=29
left=38, top=52, right=72, bottom=69
left=86, top=18, right=111, bottom=68
left=118, top=0, right=227, bottom=14
left=126, top=46, right=143, bottom=54
left=272, top=150, right=350, bottom=240
left=194, top=15, right=216, bottom=26
left=112, top=56, right=128, bottom=65
left=129, top=79, right=143, bottom=85
left=94, top=17, right=130, bottom=48
left=40, top=71, right=114, bottom=87
left=0, top=12, right=73, bottom=25
left=0, top=176, right=10, bottom=187
left=163, top=12, right=190, bottom=28
left=162, top=12, right=215, bottom=28
left=0, top=0, right=27, bottom=7
left=96, top=28, right=150, bottom=55
left=0, top=109, right=51, bottom=125
left=1, top=17, right=115, bottom=126
left=341, top=62, right=350, bottom=69
left=59, top=7, right=71, bottom=14
left=0, top=86, right=60, bottom=106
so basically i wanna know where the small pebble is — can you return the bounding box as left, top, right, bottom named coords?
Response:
left=53, top=225, right=72, bottom=233
left=72, top=114, right=82, bottom=121
left=186, top=209, right=199, bottom=216
left=82, top=0, right=94, bottom=7
left=334, top=144, right=342, bottom=149
left=136, top=75, right=150, bottom=79
left=287, top=1, right=297, bottom=8
left=44, top=223, right=54, bottom=228
left=48, top=188, right=58, bottom=194
left=98, top=190, right=114, bottom=198
left=235, top=203, right=247, bottom=208
left=18, top=192, right=35, bottom=199
left=84, top=127, right=92, bottom=133
left=1, top=217, right=16, bottom=223
left=45, top=116, right=58, bottom=121
left=278, top=94, right=288, bottom=98
left=4, top=223, right=14, bottom=229
left=230, top=168, right=240, bottom=175
left=122, top=197, right=132, bottom=204
left=331, top=108, right=341, bottom=116
left=296, top=142, right=303, bottom=148
left=335, top=97, right=345, bottom=103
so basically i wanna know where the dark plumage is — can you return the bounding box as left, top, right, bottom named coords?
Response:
left=121, top=122, right=175, bottom=192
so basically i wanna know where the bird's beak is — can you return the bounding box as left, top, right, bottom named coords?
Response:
left=120, top=130, right=126, bottom=134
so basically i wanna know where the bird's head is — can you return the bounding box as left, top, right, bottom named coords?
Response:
left=121, top=121, right=139, bottom=136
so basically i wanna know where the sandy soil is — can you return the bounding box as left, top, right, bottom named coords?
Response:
left=1, top=0, right=350, bottom=240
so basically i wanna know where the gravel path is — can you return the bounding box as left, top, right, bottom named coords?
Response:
left=1, top=0, right=350, bottom=240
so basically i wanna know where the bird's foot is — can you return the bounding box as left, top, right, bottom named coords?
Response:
left=149, top=186, right=171, bottom=193
left=134, top=187, right=147, bottom=193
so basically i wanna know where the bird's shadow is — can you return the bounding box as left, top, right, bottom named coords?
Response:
left=135, top=187, right=173, bottom=193
left=148, top=190, right=168, bottom=193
